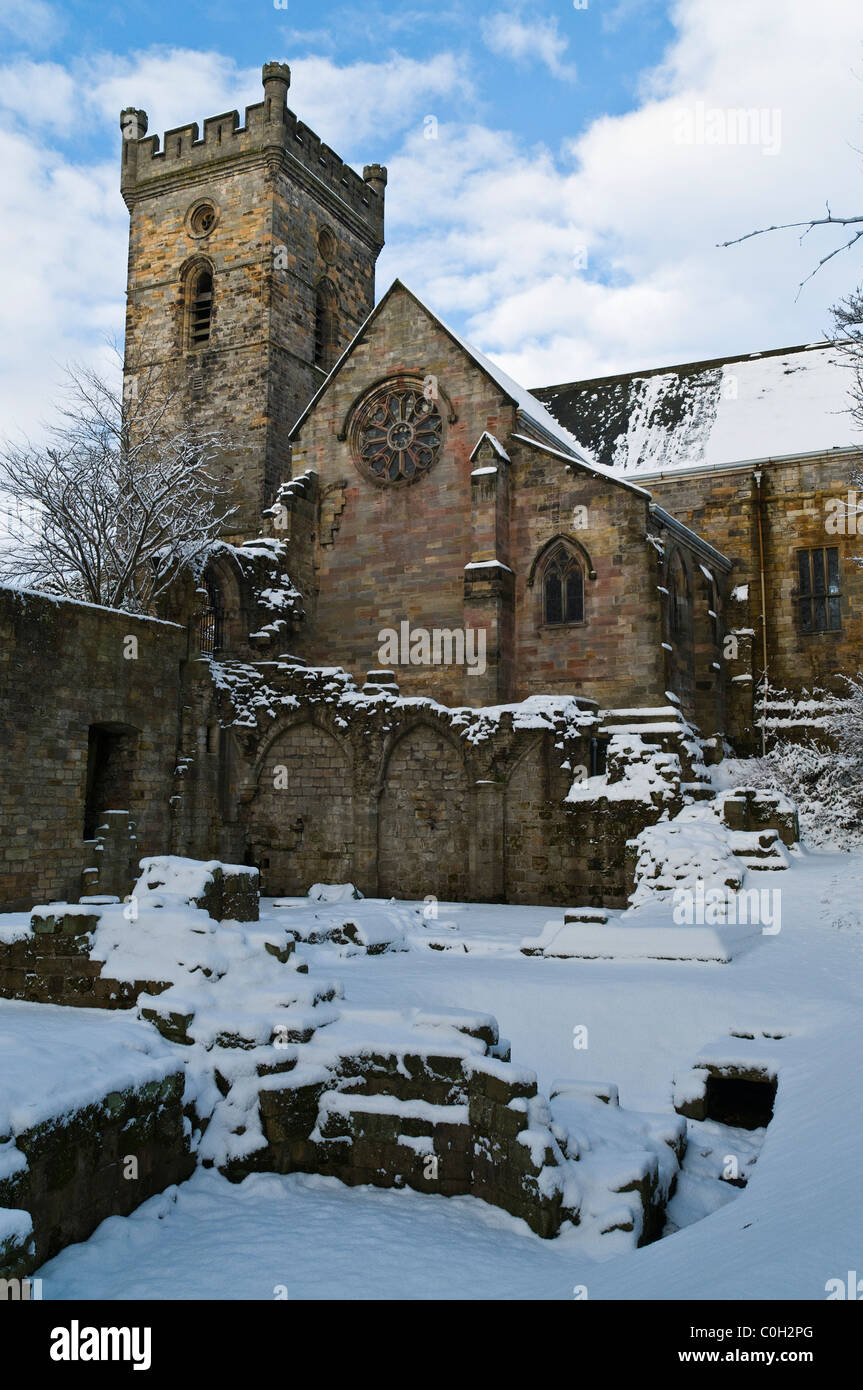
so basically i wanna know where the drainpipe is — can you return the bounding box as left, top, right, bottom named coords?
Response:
left=752, top=467, right=769, bottom=755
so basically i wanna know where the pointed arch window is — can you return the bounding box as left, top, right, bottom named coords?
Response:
left=668, top=554, right=690, bottom=639
left=542, top=544, right=585, bottom=625
left=188, top=265, right=213, bottom=347
left=314, top=277, right=339, bottom=370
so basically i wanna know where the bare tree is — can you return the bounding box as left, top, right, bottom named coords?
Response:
left=719, top=204, right=863, bottom=295
left=0, top=351, right=236, bottom=612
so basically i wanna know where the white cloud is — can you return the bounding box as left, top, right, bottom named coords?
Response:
left=0, top=48, right=473, bottom=151
left=0, top=125, right=125, bottom=440
left=481, top=9, right=577, bottom=82
left=0, top=0, right=63, bottom=47
left=0, top=45, right=474, bottom=437
left=1, top=3, right=862, bottom=443
left=383, top=0, right=863, bottom=386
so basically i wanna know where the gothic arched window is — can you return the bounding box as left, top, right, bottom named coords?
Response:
left=314, top=277, right=339, bottom=371
left=188, top=265, right=213, bottom=347
left=542, top=545, right=585, bottom=625
left=668, top=553, right=690, bottom=639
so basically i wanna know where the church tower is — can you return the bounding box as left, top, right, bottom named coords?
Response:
left=119, top=62, right=386, bottom=532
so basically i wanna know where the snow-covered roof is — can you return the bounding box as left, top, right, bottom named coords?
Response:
left=290, top=280, right=595, bottom=464
left=533, top=343, right=862, bottom=477
left=469, top=431, right=511, bottom=464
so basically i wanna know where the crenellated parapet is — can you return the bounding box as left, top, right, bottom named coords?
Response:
left=119, top=62, right=386, bottom=245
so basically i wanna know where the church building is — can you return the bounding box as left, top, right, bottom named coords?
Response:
left=2, top=63, right=861, bottom=913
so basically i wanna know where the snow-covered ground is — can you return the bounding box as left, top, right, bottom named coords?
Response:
left=12, top=844, right=863, bottom=1301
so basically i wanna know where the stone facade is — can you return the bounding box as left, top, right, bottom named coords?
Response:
left=283, top=283, right=732, bottom=716
left=0, top=588, right=186, bottom=912
left=1, top=63, right=860, bottom=913
left=120, top=64, right=384, bottom=533
left=0, top=1072, right=192, bottom=1277
left=646, top=454, right=863, bottom=721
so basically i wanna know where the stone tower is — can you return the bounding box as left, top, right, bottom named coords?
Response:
left=119, top=62, right=386, bottom=532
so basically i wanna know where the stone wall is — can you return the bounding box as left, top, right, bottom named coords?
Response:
left=0, top=587, right=186, bottom=911
left=284, top=283, right=728, bottom=728
left=121, top=65, right=384, bottom=533
left=0, top=1072, right=193, bottom=1276
left=648, top=453, right=863, bottom=720
left=187, top=662, right=680, bottom=908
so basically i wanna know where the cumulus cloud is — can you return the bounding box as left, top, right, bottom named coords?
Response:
left=0, top=47, right=473, bottom=151
left=385, top=0, right=863, bottom=385
left=1, top=1, right=862, bottom=441
left=0, top=45, right=473, bottom=436
left=481, top=9, right=577, bottom=82
left=0, top=0, right=63, bottom=48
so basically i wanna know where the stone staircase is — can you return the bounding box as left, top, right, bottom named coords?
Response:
left=598, top=705, right=715, bottom=803
left=716, top=788, right=798, bottom=872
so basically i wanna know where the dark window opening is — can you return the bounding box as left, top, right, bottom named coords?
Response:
left=798, top=546, right=841, bottom=633
left=84, top=723, right=138, bottom=840
left=199, top=577, right=224, bottom=655
left=542, top=547, right=585, bottom=625
left=704, top=1074, right=777, bottom=1130
left=708, top=578, right=720, bottom=647
left=669, top=564, right=688, bottom=638
left=314, top=278, right=339, bottom=370
left=189, top=269, right=213, bottom=346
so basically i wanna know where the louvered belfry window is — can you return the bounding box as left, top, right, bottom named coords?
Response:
left=189, top=269, right=213, bottom=346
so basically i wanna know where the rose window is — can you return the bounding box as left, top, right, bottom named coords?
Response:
left=356, top=386, right=443, bottom=484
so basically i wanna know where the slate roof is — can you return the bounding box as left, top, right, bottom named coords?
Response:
left=532, top=342, right=861, bottom=476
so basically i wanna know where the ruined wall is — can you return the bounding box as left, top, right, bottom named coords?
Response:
left=377, top=724, right=471, bottom=901
left=177, top=661, right=666, bottom=908
left=0, top=1071, right=192, bottom=1277
left=0, top=588, right=186, bottom=911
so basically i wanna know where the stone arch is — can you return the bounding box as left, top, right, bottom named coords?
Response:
left=526, top=533, right=598, bottom=588
left=180, top=255, right=215, bottom=349
left=198, top=551, right=246, bottom=655
left=245, top=718, right=353, bottom=895
left=313, top=276, right=339, bottom=371
left=377, top=721, right=470, bottom=900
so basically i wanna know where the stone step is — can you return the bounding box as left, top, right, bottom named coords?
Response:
left=680, top=782, right=715, bottom=801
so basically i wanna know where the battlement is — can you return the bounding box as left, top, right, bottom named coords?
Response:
left=120, top=62, right=385, bottom=239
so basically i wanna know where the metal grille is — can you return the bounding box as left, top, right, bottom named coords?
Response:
left=199, top=583, right=224, bottom=654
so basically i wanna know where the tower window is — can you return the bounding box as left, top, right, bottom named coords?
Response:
left=542, top=545, right=584, bottom=625
left=188, top=268, right=213, bottom=347
left=314, top=278, right=339, bottom=371
left=798, top=547, right=841, bottom=633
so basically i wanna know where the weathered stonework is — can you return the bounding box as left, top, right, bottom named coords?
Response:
left=0, top=1073, right=193, bottom=1277
left=120, top=65, right=384, bottom=532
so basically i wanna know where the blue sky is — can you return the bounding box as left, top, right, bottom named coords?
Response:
left=0, top=0, right=861, bottom=435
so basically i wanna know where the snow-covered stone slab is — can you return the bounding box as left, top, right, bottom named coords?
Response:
left=522, top=919, right=758, bottom=962
left=135, top=856, right=260, bottom=922
left=307, top=883, right=363, bottom=903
